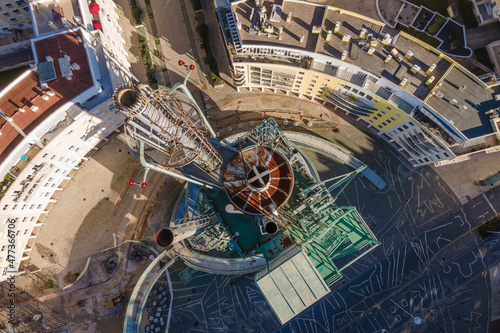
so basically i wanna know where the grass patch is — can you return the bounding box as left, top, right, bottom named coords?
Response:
left=397, top=23, right=441, bottom=48
left=475, top=47, right=493, bottom=69
left=457, top=0, right=477, bottom=28
left=478, top=214, right=500, bottom=240
left=427, top=15, right=446, bottom=35
left=44, top=279, right=54, bottom=290
left=138, top=37, right=158, bottom=88
left=147, top=69, right=158, bottom=89
left=407, top=0, right=449, bottom=16
left=0, top=66, right=29, bottom=90
left=139, top=37, right=152, bottom=68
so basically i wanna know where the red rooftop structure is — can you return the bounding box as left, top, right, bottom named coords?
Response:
left=0, top=29, right=98, bottom=162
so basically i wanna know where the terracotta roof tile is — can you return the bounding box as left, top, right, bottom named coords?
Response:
left=0, top=30, right=94, bottom=161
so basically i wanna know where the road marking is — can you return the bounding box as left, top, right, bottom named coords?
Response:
left=483, top=193, right=498, bottom=215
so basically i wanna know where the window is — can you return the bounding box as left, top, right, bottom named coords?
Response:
left=69, top=146, right=74, bottom=150
left=396, top=113, right=401, bottom=117
left=0, top=257, right=2, bottom=262
left=373, top=116, right=378, bottom=120
left=9, top=17, right=17, bottom=22
left=325, top=79, right=330, bottom=82
left=3, top=205, right=8, bottom=210
left=377, top=113, right=382, bottom=117
left=22, top=7, right=29, bottom=12
left=5, top=3, right=12, bottom=8
left=16, top=230, right=20, bottom=235
left=378, top=125, right=383, bottom=129
left=381, top=110, right=386, bottom=114
left=382, top=122, right=387, bottom=126
left=12, top=9, right=19, bottom=14
left=369, top=119, right=374, bottom=123
left=30, top=217, right=35, bottom=221
left=1, top=246, right=5, bottom=252
left=12, top=205, right=17, bottom=210
left=391, top=117, right=396, bottom=121
left=398, top=127, right=403, bottom=132
left=313, top=75, right=318, bottom=78
left=311, top=80, right=316, bottom=84
left=24, top=229, right=28, bottom=235
left=67, top=130, right=73, bottom=135
left=55, top=169, right=60, bottom=173
left=387, top=120, right=392, bottom=124
left=43, top=153, right=48, bottom=158
left=402, top=125, right=409, bottom=129
left=30, top=204, right=35, bottom=209
left=37, top=204, right=42, bottom=209
left=308, top=84, right=314, bottom=87
left=22, top=217, right=27, bottom=222
left=297, top=76, right=303, bottom=80
left=322, top=83, right=327, bottom=86
left=3, top=12, right=11, bottom=17
left=409, top=122, right=414, bottom=126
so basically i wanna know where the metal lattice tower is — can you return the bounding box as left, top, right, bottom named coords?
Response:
left=112, top=84, right=222, bottom=171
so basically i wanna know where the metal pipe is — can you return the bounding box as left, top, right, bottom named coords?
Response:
left=138, top=141, right=213, bottom=188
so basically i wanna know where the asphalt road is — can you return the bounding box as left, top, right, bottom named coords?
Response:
left=466, top=21, right=500, bottom=50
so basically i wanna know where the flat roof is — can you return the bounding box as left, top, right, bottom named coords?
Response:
left=232, top=0, right=325, bottom=52
left=256, top=248, right=330, bottom=324
left=317, top=9, right=452, bottom=100
left=0, top=30, right=94, bottom=160
left=426, top=66, right=500, bottom=138
left=32, top=0, right=78, bottom=35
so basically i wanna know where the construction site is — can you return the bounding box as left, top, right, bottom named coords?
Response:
left=110, top=70, right=381, bottom=331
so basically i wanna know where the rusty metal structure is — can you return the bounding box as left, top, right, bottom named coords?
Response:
left=223, top=145, right=294, bottom=215
left=117, top=74, right=380, bottom=330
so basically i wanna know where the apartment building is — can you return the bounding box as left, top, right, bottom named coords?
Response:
left=218, top=0, right=500, bottom=167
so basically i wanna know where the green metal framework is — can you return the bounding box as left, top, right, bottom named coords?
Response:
left=242, top=118, right=379, bottom=285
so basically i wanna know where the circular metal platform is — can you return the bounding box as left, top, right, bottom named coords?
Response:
left=222, top=145, right=294, bottom=215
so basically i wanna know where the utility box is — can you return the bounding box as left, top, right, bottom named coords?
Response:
left=326, top=30, right=332, bottom=41
left=427, top=63, right=436, bottom=74
left=334, top=22, right=341, bottom=33
left=341, top=50, right=347, bottom=60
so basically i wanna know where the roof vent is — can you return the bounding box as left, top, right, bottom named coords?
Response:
left=30, top=105, right=39, bottom=112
